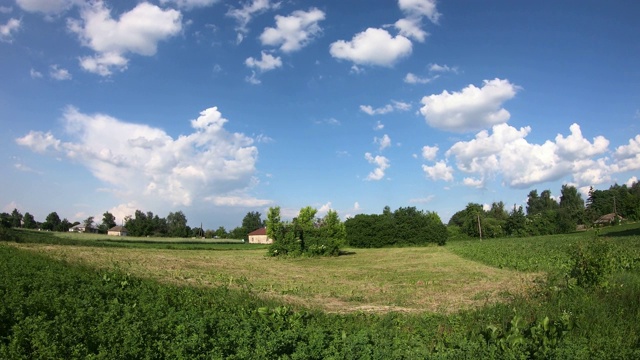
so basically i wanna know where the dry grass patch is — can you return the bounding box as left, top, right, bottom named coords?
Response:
left=11, top=243, right=541, bottom=314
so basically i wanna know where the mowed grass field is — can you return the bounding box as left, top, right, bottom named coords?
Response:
left=10, top=234, right=537, bottom=314
left=7, top=223, right=640, bottom=315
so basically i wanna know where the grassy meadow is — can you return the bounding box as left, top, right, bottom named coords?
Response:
left=2, top=223, right=640, bottom=358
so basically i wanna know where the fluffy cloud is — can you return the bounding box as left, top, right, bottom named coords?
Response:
left=404, top=72, right=436, bottom=84
left=0, top=18, right=20, bottom=42
left=394, top=17, right=427, bottom=42
left=421, top=145, right=438, bottom=161
left=422, top=160, right=453, bottom=181
left=245, top=51, right=282, bottom=72
left=394, top=0, right=440, bottom=43
left=444, top=123, right=613, bottom=188
left=555, top=123, right=609, bottom=160
left=398, top=0, right=441, bottom=24
left=16, top=131, right=61, bottom=153
left=260, top=8, right=325, bottom=52
left=360, top=100, right=411, bottom=115
left=16, top=106, right=260, bottom=208
left=68, top=1, right=182, bottom=76
left=360, top=104, right=393, bottom=115
left=78, top=52, right=129, bottom=77
left=463, top=177, right=484, bottom=188
left=330, top=28, right=412, bottom=67
left=227, top=0, right=280, bottom=43
left=420, top=78, right=519, bottom=133
left=374, top=134, right=391, bottom=151
left=613, top=134, right=640, bottom=172
left=30, top=68, right=43, bottom=78
left=364, top=152, right=390, bottom=181
left=49, top=64, right=72, bottom=80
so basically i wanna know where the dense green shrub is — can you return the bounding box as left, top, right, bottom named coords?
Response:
left=569, top=239, right=613, bottom=288
left=345, top=207, right=447, bottom=248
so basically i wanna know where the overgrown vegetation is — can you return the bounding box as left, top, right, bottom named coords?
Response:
left=267, top=206, right=345, bottom=257
left=345, top=206, right=447, bottom=247
left=2, top=223, right=640, bottom=358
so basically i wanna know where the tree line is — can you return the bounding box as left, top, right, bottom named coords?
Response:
left=448, top=181, right=640, bottom=239
left=0, top=208, right=268, bottom=241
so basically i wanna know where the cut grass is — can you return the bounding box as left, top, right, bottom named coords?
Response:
left=9, top=243, right=539, bottom=314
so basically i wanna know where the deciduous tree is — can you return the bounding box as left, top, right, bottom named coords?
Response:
left=22, top=212, right=37, bottom=229
left=10, top=209, right=22, bottom=228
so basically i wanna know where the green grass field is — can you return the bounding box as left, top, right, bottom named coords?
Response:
left=2, top=223, right=640, bottom=358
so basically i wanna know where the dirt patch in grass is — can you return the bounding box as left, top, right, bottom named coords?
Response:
left=10, top=243, right=542, bottom=314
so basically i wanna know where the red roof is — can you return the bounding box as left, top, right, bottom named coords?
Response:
left=248, top=227, right=267, bottom=236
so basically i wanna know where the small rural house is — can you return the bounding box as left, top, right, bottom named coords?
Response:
left=69, top=224, right=98, bottom=233
left=248, top=227, right=273, bottom=244
left=108, top=225, right=128, bottom=236
left=594, top=213, right=625, bottom=226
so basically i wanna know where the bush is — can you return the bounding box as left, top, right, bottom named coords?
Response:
left=345, top=208, right=447, bottom=248
left=569, top=239, right=613, bottom=288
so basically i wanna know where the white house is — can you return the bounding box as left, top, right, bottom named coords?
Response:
left=248, top=227, right=273, bottom=244
left=107, top=225, right=128, bottom=236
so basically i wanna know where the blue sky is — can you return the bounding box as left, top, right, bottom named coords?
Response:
left=1, top=0, right=639, bottom=230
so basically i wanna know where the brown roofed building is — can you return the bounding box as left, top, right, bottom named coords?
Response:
left=108, top=226, right=128, bottom=236
left=248, top=227, right=273, bottom=244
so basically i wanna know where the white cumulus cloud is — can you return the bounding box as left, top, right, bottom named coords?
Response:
left=404, top=72, right=437, bottom=84
left=260, top=7, right=325, bottom=53
left=444, top=122, right=614, bottom=189
left=364, top=152, right=390, bottom=181
left=420, top=78, right=519, bottom=133
left=394, top=17, right=427, bottom=42
left=0, top=18, right=20, bottom=42
left=422, top=160, right=453, bottom=181
left=245, top=51, right=282, bottom=72
left=330, top=27, right=412, bottom=67
left=613, top=134, right=640, bottom=172
left=398, top=0, right=441, bottom=24
left=227, top=0, right=280, bottom=44
left=421, top=145, right=438, bottom=161
left=49, top=64, right=72, bottom=80
left=16, top=106, right=260, bottom=208
left=360, top=100, right=411, bottom=115
left=375, top=134, right=391, bottom=151
left=68, top=1, right=182, bottom=76
left=360, top=104, right=393, bottom=116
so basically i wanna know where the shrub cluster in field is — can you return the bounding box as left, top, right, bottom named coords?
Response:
left=266, top=206, right=345, bottom=257
left=345, top=206, right=447, bottom=247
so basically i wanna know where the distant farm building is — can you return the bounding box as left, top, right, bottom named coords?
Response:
left=248, top=227, right=273, bottom=244
left=108, top=226, right=128, bottom=236
left=594, top=213, right=625, bottom=226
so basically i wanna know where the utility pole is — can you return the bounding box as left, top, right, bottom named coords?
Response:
left=477, top=213, right=482, bottom=240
